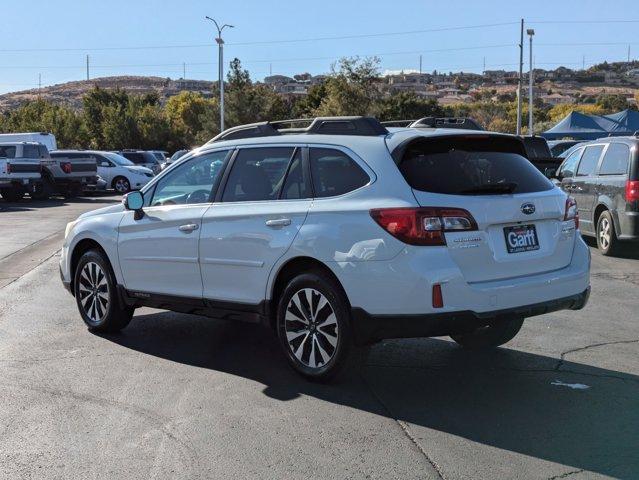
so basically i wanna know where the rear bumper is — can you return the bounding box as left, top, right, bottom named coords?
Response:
left=618, top=211, right=639, bottom=241
left=351, top=287, right=590, bottom=344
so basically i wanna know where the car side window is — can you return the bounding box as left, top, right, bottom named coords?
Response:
left=37, top=145, right=49, bottom=158
left=576, top=145, right=604, bottom=177
left=599, top=143, right=630, bottom=176
left=310, top=148, right=369, bottom=198
left=151, top=150, right=228, bottom=206
left=558, top=149, right=582, bottom=178
left=222, top=147, right=294, bottom=202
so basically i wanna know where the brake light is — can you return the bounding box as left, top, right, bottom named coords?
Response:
left=564, top=196, right=579, bottom=229
left=432, top=284, right=444, bottom=308
left=626, top=180, right=639, bottom=202
left=369, top=207, right=477, bottom=246
left=61, top=161, right=72, bottom=174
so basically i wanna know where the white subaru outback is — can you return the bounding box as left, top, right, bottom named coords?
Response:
left=60, top=117, right=590, bottom=380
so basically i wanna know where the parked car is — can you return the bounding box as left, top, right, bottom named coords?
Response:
left=60, top=117, right=590, bottom=380
left=0, top=142, right=43, bottom=201
left=548, top=140, right=584, bottom=158
left=0, top=132, right=57, bottom=151
left=149, top=150, right=168, bottom=163
left=0, top=142, right=97, bottom=201
left=555, top=135, right=639, bottom=255
left=520, top=135, right=563, bottom=176
left=51, top=150, right=153, bottom=194
left=115, top=150, right=162, bottom=175
left=161, top=149, right=189, bottom=170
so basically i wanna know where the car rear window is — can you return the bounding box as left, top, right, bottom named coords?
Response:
left=522, top=137, right=552, bottom=159
left=599, top=143, right=630, bottom=176
left=398, top=136, right=553, bottom=195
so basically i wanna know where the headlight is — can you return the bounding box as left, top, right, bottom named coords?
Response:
left=64, top=220, right=78, bottom=239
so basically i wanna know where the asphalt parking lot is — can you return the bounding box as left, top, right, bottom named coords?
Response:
left=0, top=194, right=637, bottom=479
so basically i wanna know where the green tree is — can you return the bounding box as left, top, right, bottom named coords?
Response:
left=376, top=92, right=445, bottom=120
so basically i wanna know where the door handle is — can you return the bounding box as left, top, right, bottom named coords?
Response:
left=265, top=218, right=291, bottom=227
left=178, top=223, right=199, bottom=233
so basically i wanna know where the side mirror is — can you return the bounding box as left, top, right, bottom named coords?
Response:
left=544, top=167, right=557, bottom=179
left=123, top=191, right=144, bottom=219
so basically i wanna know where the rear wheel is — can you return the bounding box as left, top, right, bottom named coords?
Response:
left=596, top=210, right=619, bottom=256
left=74, top=249, right=133, bottom=333
left=276, top=271, right=352, bottom=381
left=112, top=176, right=130, bottom=194
left=0, top=187, right=23, bottom=202
left=451, top=317, right=524, bottom=349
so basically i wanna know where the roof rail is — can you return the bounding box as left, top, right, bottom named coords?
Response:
left=409, top=117, right=484, bottom=131
left=207, top=116, right=389, bottom=143
left=380, top=120, right=414, bottom=128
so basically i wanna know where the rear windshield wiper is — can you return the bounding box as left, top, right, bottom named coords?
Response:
left=457, top=182, right=518, bottom=195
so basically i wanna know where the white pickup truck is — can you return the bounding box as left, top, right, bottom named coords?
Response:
left=0, top=142, right=98, bottom=201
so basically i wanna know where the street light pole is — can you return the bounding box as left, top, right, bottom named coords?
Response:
left=527, top=28, right=535, bottom=135
left=516, top=19, right=524, bottom=136
left=206, top=16, right=234, bottom=133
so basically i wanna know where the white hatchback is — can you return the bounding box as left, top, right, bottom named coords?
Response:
left=60, top=117, right=590, bottom=380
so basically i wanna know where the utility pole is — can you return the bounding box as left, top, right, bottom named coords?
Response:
left=516, top=19, right=524, bottom=136
left=628, top=45, right=631, bottom=63
left=419, top=55, right=422, bottom=75
left=527, top=29, right=535, bottom=135
left=206, top=16, right=234, bottom=133
left=86, top=55, right=90, bottom=81
left=38, top=73, right=41, bottom=98
left=582, top=55, right=585, bottom=70
left=269, top=63, right=273, bottom=76
left=183, top=62, right=186, bottom=79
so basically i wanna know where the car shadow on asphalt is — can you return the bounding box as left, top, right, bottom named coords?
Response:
left=99, top=310, right=639, bottom=479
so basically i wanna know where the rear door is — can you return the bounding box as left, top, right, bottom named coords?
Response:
left=593, top=142, right=631, bottom=220
left=398, top=135, right=575, bottom=283
left=572, top=144, right=605, bottom=234
left=199, top=146, right=312, bottom=305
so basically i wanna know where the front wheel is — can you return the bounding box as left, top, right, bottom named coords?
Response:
left=74, top=249, right=133, bottom=333
left=276, top=271, right=352, bottom=381
left=451, top=317, right=524, bottom=349
left=112, top=176, right=131, bottom=194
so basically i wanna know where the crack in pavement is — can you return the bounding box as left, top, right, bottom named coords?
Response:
left=360, top=372, right=447, bottom=480
left=555, top=339, right=639, bottom=371
left=548, top=468, right=585, bottom=479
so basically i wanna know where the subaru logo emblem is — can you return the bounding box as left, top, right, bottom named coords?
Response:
left=521, top=203, right=535, bottom=215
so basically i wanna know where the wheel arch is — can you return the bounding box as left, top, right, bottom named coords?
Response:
left=267, top=256, right=350, bottom=329
left=69, top=238, right=109, bottom=295
left=111, top=175, right=129, bottom=189
left=594, top=202, right=619, bottom=235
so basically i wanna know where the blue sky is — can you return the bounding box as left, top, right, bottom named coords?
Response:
left=1, top=0, right=638, bottom=94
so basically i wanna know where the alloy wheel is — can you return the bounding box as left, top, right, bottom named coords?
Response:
left=114, top=178, right=130, bottom=193
left=284, top=288, right=339, bottom=369
left=599, top=217, right=611, bottom=250
left=78, top=262, right=109, bottom=324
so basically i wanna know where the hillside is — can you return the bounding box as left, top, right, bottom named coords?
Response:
left=0, top=76, right=215, bottom=111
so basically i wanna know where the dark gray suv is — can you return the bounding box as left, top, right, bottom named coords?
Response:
left=556, top=136, right=639, bottom=255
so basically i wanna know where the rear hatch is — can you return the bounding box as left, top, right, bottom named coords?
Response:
left=396, top=134, right=575, bottom=283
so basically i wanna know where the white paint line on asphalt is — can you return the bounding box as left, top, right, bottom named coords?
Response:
left=551, top=380, right=590, bottom=390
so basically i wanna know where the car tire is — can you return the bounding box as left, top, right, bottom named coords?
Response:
left=450, top=317, right=524, bottom=349
left=276, top=270, right=352, bottom=381
left=0, top=188, right=23, bottom=202
left=596, top=210, right=619, bottom=256
left=73, top=249, right=133, bottom=333
left=31, top=177, right=53, bottom=201
left=112, top=176, right=131, bottom=194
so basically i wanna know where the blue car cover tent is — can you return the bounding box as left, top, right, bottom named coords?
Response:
left=542, top=109, right=639, bottom=140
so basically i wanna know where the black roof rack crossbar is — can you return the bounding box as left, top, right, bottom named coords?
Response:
left=380, top=120, right=414, bottom=127
left=207, top=116, right=389, bottom=143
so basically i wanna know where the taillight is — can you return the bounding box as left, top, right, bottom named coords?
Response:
left=626, top=180, right=639, bottom=202
left=564, top=196, right=579, bottom=230
left=369, top=207, right=477, bottom=246
left=61, top=161, right=72, bottom=174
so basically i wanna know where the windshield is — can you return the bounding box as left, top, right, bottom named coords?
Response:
left=399, top=137, right=553, bottom=195
left=103, top=152, right=134, bottom=166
